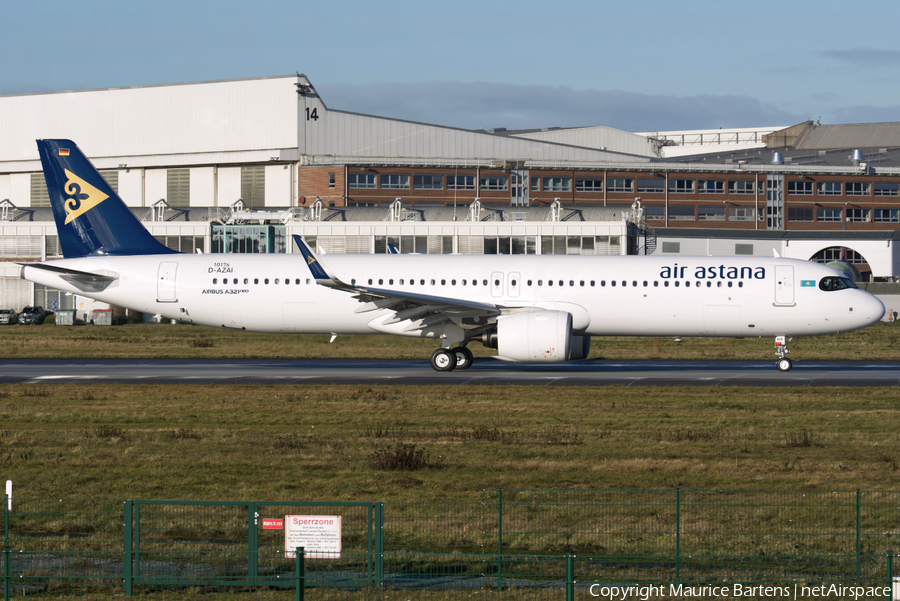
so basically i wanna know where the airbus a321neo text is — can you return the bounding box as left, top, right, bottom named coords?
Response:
left=22, top=139, right=885, bottom=372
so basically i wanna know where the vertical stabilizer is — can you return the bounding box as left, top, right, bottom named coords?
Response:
left=36, top=139, right=176, bottom=258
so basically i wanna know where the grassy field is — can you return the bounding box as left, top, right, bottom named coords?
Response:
left=1, top=382, right=900, bottom=502
left=0, top=320, right=898, bottom=360
left=2, top=326, right=900, bottom=596
left=0, top=322, right=898, bottom=501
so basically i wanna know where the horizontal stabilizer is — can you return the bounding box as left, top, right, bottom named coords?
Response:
left=20, top=263, right=118, bottom=284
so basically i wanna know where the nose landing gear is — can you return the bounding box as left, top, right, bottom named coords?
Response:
left=775, top=336, right=793, bottom=372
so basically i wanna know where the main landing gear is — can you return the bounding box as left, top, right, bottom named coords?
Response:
left=775, top=336, right=793, bottom=372
left=430, top=346, right=474, bottom=372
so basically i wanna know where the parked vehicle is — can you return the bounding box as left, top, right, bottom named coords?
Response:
left=0, top=309, right=16, bottom=325
left=18, top=306, right=45, bottom=325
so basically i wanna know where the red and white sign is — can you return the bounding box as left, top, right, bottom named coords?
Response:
left=284, top=515, right=342, bottom=559
left=262, top=518, right=283, bottom=530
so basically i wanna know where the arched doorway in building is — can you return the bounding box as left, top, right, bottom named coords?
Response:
left=808, top=246, right=871, bottom=281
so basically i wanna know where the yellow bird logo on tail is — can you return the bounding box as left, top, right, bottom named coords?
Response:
left=63, top=169, right=108, bottom=225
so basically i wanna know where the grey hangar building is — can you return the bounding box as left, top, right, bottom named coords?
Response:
left=2, top=74, right=900, bottom=313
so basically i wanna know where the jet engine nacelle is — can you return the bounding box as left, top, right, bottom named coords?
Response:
left=496, top=310, right=572, bottom=363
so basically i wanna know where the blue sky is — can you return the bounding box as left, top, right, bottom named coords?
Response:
left=3, top=0, right=899, bottom=131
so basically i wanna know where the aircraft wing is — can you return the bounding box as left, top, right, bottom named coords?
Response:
left=294, top=235, right=501, bottom=333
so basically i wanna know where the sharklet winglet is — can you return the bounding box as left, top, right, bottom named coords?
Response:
left=293, top=235, right=354, bottom=290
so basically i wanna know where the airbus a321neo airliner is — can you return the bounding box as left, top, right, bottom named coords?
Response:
left=22, top=139, right=885, bottom=372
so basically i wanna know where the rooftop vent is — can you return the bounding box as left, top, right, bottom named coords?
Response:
left=770, top=152, right=784, bottom=165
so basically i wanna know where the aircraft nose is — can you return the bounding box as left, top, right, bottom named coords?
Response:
left=862, top=291, right=886, bottom=323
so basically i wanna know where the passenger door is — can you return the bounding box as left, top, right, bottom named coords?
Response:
left=774, top=265, right=794, bottom=306
left=157, top=262, right=178, bottom=302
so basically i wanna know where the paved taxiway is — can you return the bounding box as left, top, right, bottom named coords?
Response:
left=0, top=359, right=898, bottom=386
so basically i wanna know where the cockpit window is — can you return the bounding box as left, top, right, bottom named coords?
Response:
left=819, top=277, right=858, bottom=291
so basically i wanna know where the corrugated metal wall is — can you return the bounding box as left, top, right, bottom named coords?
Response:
left=303, top=103, right=644, bottom=163
left=0, top=76, right=299, bottom=163
left=512, top=126, right=656, bottom=158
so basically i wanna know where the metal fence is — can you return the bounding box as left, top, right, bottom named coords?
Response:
left=3, top=491, right=900, bottom=599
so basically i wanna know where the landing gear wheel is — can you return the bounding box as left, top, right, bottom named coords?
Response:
left=431, top=348, right=456, bottom=372
left=774, top=335, right=793, bottom=372
left=453, top=347, right=474, bottom=370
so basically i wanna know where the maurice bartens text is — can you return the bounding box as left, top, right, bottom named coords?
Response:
left=589, top=583, right=891, bottom=599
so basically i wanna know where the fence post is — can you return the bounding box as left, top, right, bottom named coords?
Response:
left=367, top=504, right=373, bottom=584
left=566, top=553, right=575, bottom=601
left=857, top=489, right=862, bottom=584
left=375, top=502, right=384, bottom=587
left=3, top=493, right=9, bottom=601
left=123, top=501, right=132, bottom=597
left=249, top=503, right=259, bottom=589
left=887, top=550, right=893, bottom=601
left=134, top=503, right=141, bottom=581
left=295, top=547, right=305, bottom=601
left=675, top=489, right=681, bottom=586
left=498, top=489, right=503, bottom=592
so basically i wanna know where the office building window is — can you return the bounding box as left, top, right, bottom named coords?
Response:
left=479, top=176, right=508, bottom=191
left=728, top=180, right=755, bottom=194
left=698, top=206, right=725, bottom=221
left=874, top=208, right=899, bottom=222
left=817, top=181, right=842, bottom=196
left=787, top=207, right=814, bottom=222
left=846, top=182, right=871, bottom=196
left=728, top=206, right=755, bottom=221
left=447, top=175, right=476, bottom=190
left=542, top=177, right=571, bottom=192
left=667, top=205, right=695, bottom=221
left=787, top=180, right=813, bottom=195
left=575, top=178, right=604, bottom=192
left=874, top=182, right=899, bottom=196
left=413, top=175, right=443, bottom=190
left=644, top=205, right=665, bottom=221
left=348, top=173, right=376, bottom=189
left=668, top=179, right=694, bottom=193
left=607, top=178, right=633, bottom=193
left=698, top=180, right=725, bottom=194
left=846, top=208, right=870, bottom=222
left=380, top=174, right=410, bottom=189
left=817, top=208, right=842, bottom=222
left=637, top=178, right=664, bottom=193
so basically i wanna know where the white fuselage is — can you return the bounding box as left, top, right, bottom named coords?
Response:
left=23, top=253, right=884, bottom=339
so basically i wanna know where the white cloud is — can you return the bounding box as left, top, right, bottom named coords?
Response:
left=317, top=81, right=804, bottom=132
left=821, top=48, right=900, bottom=67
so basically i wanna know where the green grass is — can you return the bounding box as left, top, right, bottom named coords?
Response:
left=0, top=320, right=898, bottom=360
left=2, top=383, right=900, bottom=502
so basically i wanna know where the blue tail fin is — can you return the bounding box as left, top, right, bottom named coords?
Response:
left=37, top=139, right=176, bottom=258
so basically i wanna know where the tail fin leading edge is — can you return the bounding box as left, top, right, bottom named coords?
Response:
left=37, top=139, right=176, bottom=258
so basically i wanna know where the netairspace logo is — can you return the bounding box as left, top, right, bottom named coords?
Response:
left=588, top=583, right=892, bottom=599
